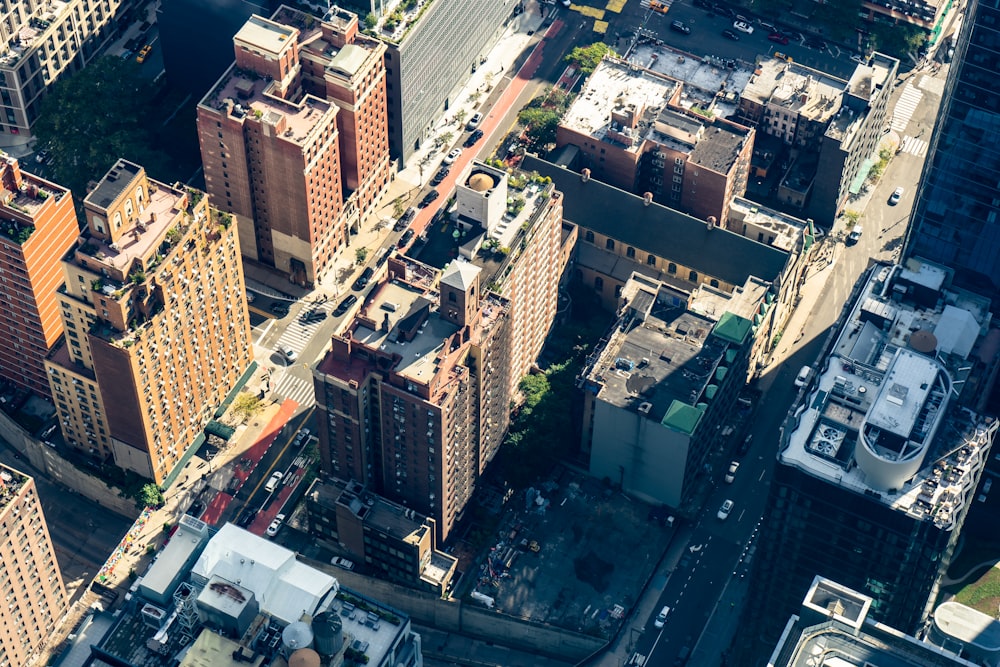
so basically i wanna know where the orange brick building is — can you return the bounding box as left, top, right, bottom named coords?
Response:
left=0, top=156, right=78, bottom=398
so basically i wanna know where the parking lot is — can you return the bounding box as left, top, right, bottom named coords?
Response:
left=471, top=466, right=675, bottom=639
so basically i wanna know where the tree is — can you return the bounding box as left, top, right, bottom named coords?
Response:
left=231, top=392, right=261, bottom=422
left=364, top=12, right=378, bottom=29
left=355, top=247, right=369, bottom=264
left=565, top=43, right=617, bottom=75
left=517, top=108, right=561, bottom=148
left=33, top=57, right=170, bottom=208
left=137, top=483, right=164, bottom=509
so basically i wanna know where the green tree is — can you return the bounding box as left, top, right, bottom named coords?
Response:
left=137, top=483, right=164, bottom=509
left=355, top=247, right=369, bottom=264
left=33, top=57, right=170, bottom=209
left=364, top=12, right=378, bottom=29
left=517, top=108, right=561, bottom=149
left=565, top=43, right=617, bottom=74
left=231, top=392, right=261, bottom=422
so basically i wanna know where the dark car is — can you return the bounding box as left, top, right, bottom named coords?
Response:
left=670, top=20, right=691, bottom=34
left=398, top=229, right=415, bottom=248
left=299, top=309, right=326, bottom=324
left=352, top=267, right=375, bottom=291
left=430, top=166, right=449, bottom=186
left=737, top=434, right=753, bottom=456
left=722, top=29, right=740, bottom=40
left=395, top=207, right=416, bottom=231
left=418, top=189, right=439, bottom=208
left=805, top=37, right=827, bottom=49
left=463, top=128, right=484, bottom=148
left=333, top=294, right=358, bottom=317
left=768, top=32, right=789, bottom=44
left=269, top=302, right=290, bottom=316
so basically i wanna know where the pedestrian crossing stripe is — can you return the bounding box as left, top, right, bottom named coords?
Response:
left=273, top=375, right=315, bottom=409
left=891, top=84, right=922, bottom=133
left=275, top=314, right=328, bottom=354
left=900, top=135, right=928, bottom=157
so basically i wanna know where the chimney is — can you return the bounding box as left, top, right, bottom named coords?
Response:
left=581, top=168, right=591, bottom=182
left=706, top=215, right=717, bottom=231
left=643, top=192, right=653, bottom=206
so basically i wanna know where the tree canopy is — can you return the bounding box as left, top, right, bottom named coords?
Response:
left=565, top=43, right=617, bottom=74
left=517, top=107, right=561, bottom=149
left=33, top=57, right=171, bottom=204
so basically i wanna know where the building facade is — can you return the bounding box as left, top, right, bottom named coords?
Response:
left=744, top=260, right=999, bottom=655
left=314, top=257, right=512, bottom=540
left=0, top=0, right=128, bottom=147
left=0, top=155, right=78, bottom=397
left=904, top=0, right=1000, bottom=304
left=0, top=464, right=68, bottom=667
left=45, top=160, right=254, bottom=485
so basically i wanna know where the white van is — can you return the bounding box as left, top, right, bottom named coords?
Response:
left=654, top=605, right=671, bottom=628
left=847, top=224, right=862, bottom=244
left=265, top=471, right=283, bottom=493
left=795, top=366, right=813, bottom=388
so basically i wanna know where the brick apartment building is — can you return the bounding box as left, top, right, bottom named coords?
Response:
left=0, top=155, right=78, bottom=397
left=197, top=8, right=391, bottom=286
left=45, top=160, right=254, bottom=486
left=0, top=0, right=128, bottom=147
left=0, top=464, right=68, bottom=666
left=313, top=257, right=512, bottom=540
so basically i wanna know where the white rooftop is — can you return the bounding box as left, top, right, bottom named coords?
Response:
left=191, top=524, right=338, bottom=625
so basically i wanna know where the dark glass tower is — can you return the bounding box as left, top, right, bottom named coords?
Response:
left=904, top=0, right=1000, bottom=301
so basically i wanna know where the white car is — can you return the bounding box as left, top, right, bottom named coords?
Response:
left=851, top=54, right=868, bottom=64
left=794, top=365, right=813, bottom=388
left=733, top=20, right=754, bottom=34
left=724, top=461, right=740, bottom=484
left=265, top=471, right=284, bottom=493
left=889, top=186, right=904, bottom=205
left=331, top=556, right=355, bottom=571
left=654, top=605, right=672, bottom=628
left=717, top=499, right=734, bottom=520
left=443, top=148, right=462, bottom=165
left=266, top=513, right=286, bottom=537
left=281, top=346, right=297, bottom=363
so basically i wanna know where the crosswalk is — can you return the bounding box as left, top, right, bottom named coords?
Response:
left=274, top=310, right=329, bottom=355
left=899, top=135, right=929, bottom=157
left=273, top=374, right=315, bottom=409
left=891, top=84, right=922, bottom=133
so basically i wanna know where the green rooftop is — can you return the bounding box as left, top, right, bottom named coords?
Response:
left=712, top=311, right=752, bottom=345
left=661, top=400, right=705, bottom=435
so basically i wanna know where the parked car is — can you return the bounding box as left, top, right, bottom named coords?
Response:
left=717, top=499, right=734, bottom=520
left=722, top=29, right=740, bottom=40
left=733, top=20, right=753, bottom=33
left=889, top=186, right=904, bottom=205
left=395, top=207, right=416, bottom=231
left=352, top=266, right=375, bottom=291
left=724, top=461, right=740, bottom=484
left=737, top=434, right=753, bottom=456
left=398, top=228, right=416, bottom=248
left=333, top=294, right=358, bottom=317
left=768, top=32, right=789, bottom=44
left=331, top=556, right=355, bottom=571
left=35, top=149, right=52, bottom=165
left=430, top=166, right=449, bottom=186
left=136, top=44, right=152, bottom=63
left=463, top=128, right=484, bottom=148
left=847, top=224, right=863, bottom=245
left=418, top=189, right=439, bottom=208
left=443, top=148, right=461, bottom=165
left=466, top=112, right=483, bottom=130
left=794, top=365, right=814, bottom=388
left=265, top=471, right=284, bottom=493
left=670, top=20, right=691, bottom=34
left=266, top=514, right=286, bottom=537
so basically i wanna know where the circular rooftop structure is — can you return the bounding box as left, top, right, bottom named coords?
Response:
left=289, top=648, right=321, bottom=667
left=468, top=172, right=496, bottom=192
left=910, top=329, right=937, bottom=354
left=282, top=621, right=314, bottom=651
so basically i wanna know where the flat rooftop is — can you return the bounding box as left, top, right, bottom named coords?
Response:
left=780, top=260, right=996, bottom=528
left=0, top=156, right=71, bottom=221
left=0, top=465, right=28, bottom=512
left=233, top=15, right=295, bottom=56
left=728, top=196, right=811, bottom=253
left=743, top=60, right=847, bottom=123
left=270, top=5, right=383, bottom=78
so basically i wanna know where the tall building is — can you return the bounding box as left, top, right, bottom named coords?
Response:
left=45, top=159, right=254, bottom=486
left=555, top=57, right=755, bottom=227
left=904, top=0, right=1000, bottom=303
left=743, top=259, right=999, bottom=656
left=0, top=464, right=68, bottom=666
left=0, top=0, right=128, bottom=147
left=197, top=8, right=391, bottom=286
left=314, top=257, right=512, bottom=540
left=768, top=576, right=976, bottom=667
left=371, top=0, right=513, bottom=162
left=0, top=155, right=77, bottom=397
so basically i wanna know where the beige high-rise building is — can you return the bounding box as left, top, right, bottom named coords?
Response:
left=45, top=159, right=254, bottom=486
left=0, top=464, right=68, bottom=666
left=0, top=0, right=128, bottom=147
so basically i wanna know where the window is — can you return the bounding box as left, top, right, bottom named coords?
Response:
left=594, top=276, right=604, bottom=291
left=667, top=263, right=677, bottom=274
left=647, top=254, right=656, bottom=266
left=626, top=246, right=635, bottom=259
left=688, top=270, right=698, bottom=282
left=605, top=238, right=615, bottom=250
left=584, top=230, right=594, bottom=243
left=710, top=279, right=719, bottom=288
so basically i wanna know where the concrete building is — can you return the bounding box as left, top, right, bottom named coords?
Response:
left=737, top=55, right=897, bottom=224
left=314, top=256, right=512, bottom=540
left=928, top=601, right=1000, bottom=665
left=522, top=156, right=810, bottom=376
left=306, top=478, right=457, bottom=596
left=579, top=273, right=754, bottom=507
left=86, top=521, right=423, bottom=667
left=0, top=464, right=68, bottom=667
left=768, top=576, right=976, bottom=667
left=198, top=8, right=391, bottom=286
left=45, top=159, right=254, bottom=486
left=747, top=259, right=999, bottom=649
left=904, top=0, right=1000, bottom=305
left=370, top=0, right=514, bottom=162
left=417, top=161, right=570, bottom=395
left=0, top=155, right=77, bottom=397
left=0, top=0, right=128, bottom=148
left=556, top=57, right=754, bottom=226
